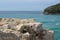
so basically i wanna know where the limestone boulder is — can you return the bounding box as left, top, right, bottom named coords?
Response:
left=42, top=29, right=54, bottom=40
left=0, top=18, right=54, bottom=40
left=15, top=23, right=42, bottom=33
left=0, top=29, right=20, bottom=40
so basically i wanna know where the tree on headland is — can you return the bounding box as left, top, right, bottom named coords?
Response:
left=44, top=3, right=60, bottom=14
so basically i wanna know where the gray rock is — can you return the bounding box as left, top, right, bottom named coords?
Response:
left=0, top=18, right=54, bottom=40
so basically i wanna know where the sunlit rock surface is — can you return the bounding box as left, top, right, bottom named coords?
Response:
left=0, top=18, right=54, bottom=40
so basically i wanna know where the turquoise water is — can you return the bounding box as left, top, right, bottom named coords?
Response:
left=0, top=11, right=60, bottom=40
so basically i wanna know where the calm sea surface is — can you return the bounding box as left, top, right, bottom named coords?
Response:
left=0, top=11, right=60, bottom=40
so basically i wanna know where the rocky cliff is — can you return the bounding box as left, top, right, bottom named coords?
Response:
left=0, top=18, right=54, bottom=40
left=44, top=3, right=60, bottom=14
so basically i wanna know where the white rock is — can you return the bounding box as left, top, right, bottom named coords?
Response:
left=21, top=32, right=31, bottom=40
left=0, top=18, right=54, bottom=40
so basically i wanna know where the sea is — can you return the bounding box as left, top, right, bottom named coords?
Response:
left=0, top=11, right=60, bottom=40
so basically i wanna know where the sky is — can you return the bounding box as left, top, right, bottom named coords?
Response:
left=0, top=0, right=60, bottom=11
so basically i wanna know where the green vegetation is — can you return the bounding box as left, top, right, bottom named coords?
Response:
left=44, top=3, right=60, bottom=14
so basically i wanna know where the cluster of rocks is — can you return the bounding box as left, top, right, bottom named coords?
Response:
left=0, top=18, right=54, bottom=40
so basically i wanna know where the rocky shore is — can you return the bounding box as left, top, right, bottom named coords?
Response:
left=0, top=18, right=54, bottom=40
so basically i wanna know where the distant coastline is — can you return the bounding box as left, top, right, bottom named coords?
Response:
left=44, top=3, right=60, bottom=14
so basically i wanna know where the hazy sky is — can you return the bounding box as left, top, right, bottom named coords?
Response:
left=0, top=0, right=60, bottom=11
